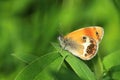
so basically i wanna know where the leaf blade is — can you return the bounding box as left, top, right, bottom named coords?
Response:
left=15, top=51, right=61, bottom=80
left=103, top=50, right=120, bottom=70
left=12, top=53, right=38, bottom=64
left=34, top=56, right=64, bottom=80
left=65, top=53, right=96, bottom=80
left=52, top=42, right=96, bottom=80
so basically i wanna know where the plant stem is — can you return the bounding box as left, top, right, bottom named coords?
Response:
left=92, top=54, right=104, bottom=80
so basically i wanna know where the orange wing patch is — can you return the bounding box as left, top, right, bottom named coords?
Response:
left=58, top=26, right=104, bottom=60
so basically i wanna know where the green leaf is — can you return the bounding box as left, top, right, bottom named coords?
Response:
left=55, top=64, right=80, bottom=80
left=111, top=71, right=120, bottom=80
left=103, top=50, right=120, bottom=70
left=12, top=53, right=38, bottom=64
left=65, top=52, right=96, bottom=80
left=109, top=65, right=120, bottom=73
left=15, top=51, right=61, bottom=80
left=52, top=42, right=96, bottom=80
left=51, top=42, right=61, bottom=51
left=101, top=64, right=120, bottom=80
left=34, top=56, right=64, bottom=80
left=51, top=42, right=69, bottom=57
left=107, top=65, right=120, bottom=80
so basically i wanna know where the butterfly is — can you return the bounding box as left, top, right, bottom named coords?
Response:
left=58, top=26, right=104, bottom=60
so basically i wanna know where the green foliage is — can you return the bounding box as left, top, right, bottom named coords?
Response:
left=65, top=52, right=96, bottom=80
left=52, top=43, right=96, bottom=80
left=0, top=0, right=120, bottom=80
left=15, top=52, right=61, bottom=80
left=13, top=43, right=120, bottom=80
left=103, top=50, right=120, bottom=70
left=12, top=53, right=39, bottom=64
left=14, top=43, right=96, bottom=80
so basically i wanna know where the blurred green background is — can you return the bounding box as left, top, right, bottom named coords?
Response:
left=0, top=0, right=120, bottom=80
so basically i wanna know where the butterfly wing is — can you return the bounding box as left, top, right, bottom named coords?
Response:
left=59, top=26, right=104, bottom=60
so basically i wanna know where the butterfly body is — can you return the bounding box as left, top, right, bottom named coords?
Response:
left=58, top=26, right=104, bottom=60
